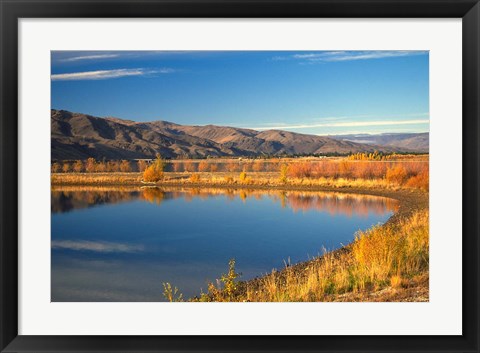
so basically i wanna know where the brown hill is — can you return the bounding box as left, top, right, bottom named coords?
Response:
left=51, top=110, right=235, bottom=160
left=51, top=109, right=401, bottom=160
left=140, top=120, right=395, bottom=156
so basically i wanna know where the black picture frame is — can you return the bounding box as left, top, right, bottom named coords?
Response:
left=1, top=0, right=478, bottom=352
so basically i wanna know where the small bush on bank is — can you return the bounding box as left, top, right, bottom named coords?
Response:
left=143, top=154, right=166, bottom=182
left=189, top=173, right=200, bottom=182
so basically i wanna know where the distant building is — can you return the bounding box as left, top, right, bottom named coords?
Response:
left=133, top=158, right=154, bottom=164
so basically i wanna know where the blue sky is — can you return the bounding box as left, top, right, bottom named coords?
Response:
left=51, top=51, right=429, bottom=135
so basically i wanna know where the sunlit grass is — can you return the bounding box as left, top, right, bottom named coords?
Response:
left=52, top=157, right=429, bottom=191
left=196, top=210, right=428, bottom=302
left=52, top=170, right=427, bottom=191
left=51, top=172, right=142, bottom=185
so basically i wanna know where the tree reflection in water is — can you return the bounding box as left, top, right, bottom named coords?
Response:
left=51, top=186, right=398, bottom=217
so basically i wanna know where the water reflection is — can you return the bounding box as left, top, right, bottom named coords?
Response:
left=52, top=186, right=398, bottom=217
left=52, top=240, right=145, bottom=253
left=51, top=186, right=397, bottom=301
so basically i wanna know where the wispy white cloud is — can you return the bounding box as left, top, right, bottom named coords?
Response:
left=317, top=128, right=428, bottom=136
left=275, top=51, right=428, bottom=63
left=51, top=68, right=174, bottom=81
left=52, top=240, right=145, bottom=253
left=248, top=118, right=429, bottom=131
left=61, top=54, right=120, bottom=62
left=54, top=50, right=202, bottom=64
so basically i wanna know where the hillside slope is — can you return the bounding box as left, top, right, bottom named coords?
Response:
left=52, top=110, right=407, bottom=160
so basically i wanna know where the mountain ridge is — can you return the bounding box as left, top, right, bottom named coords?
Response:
left=51, top=109, right=425, bottom=160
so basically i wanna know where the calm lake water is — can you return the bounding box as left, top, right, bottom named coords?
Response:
left=51, top=187, right=397, bottom=301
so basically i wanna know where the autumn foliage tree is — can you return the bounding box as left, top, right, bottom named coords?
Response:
left=239, top=171, right=248, bottom=183
left=62, top=163, right=71, bottom=173
left=253, top=160, right=264, bottom=172
left=279, top=164, right=289, bottom=184
left=198, top=160, right=209, bottom=172
left=209, top=163, right=218, bottom=172
left=172, top=161, right=183, bottom=172
left=242, top=162, right=253, bottom=172
left=95, top=161, right=107, bottom=172
left=227, top=161, right=239, bottom=172
left=107, top=161, right=120, bottom=172
left=143, top=154, right=166, bottom=182
left=120, top=160, right=132, bottom=172
left=405, top=169, right=429, bottom=191
left=183, top=161, right=195, bottom=172
left=386, top=164, right=408, bottom=185
left=73, top=160, right=84, bottom=173
left=85, top=158, right=96, bottom=173
left=288, top=162, right=312, bottom=178
left=51, top=162, right=61, bottom=173
left=137, top=160, right=148, bottom=172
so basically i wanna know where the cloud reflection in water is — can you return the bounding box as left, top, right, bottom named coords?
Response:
left=52, top=240, right=145, bottom=253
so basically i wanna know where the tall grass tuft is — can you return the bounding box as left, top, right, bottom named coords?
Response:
left=162, top=282, right=183, bottom=302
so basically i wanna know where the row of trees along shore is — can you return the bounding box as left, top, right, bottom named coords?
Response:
left=52, top=153, right=427, bottom=174
left=52, top=154, right=429, bottom=190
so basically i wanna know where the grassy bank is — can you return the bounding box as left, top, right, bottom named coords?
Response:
left=51, top=170, right=427, bottom=191
left=51, top=172, right=142, bottom=185
left=52, top=155, right=429, bottom=190
left=192, top=207, right=428, bottom=302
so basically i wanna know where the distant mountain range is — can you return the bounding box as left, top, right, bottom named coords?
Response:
left=330, top=133, right=429, bottom=153
left=51, top=110, right=428, bottom=160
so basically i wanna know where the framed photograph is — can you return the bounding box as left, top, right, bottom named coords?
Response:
left=1, top=0, right=478, bottom=352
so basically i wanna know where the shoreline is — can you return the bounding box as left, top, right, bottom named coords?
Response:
left=51, top=175, right=429, bottom=301
left=239, top=189, right=429, bottom=302
left=230, top=188, right=428, bottom=302
left=51, top=173, right=428, bottom=222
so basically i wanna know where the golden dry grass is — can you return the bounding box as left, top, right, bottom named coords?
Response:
left=52, top=170, right=427, bottom=191
left=52, top=157, right=429, bottom=191
left=196, top=210, right=428, bottom=302
left=51, top=172, right=142, bottom=185
left=52, top=156, right=429, bottom=191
